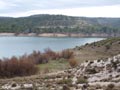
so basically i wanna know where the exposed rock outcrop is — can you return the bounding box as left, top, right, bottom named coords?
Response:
left=1, top=54, right=120, bottom=90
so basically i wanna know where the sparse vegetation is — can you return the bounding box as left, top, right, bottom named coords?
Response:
left=76, top=77, right=88, bottom=84
left=74, top=38, right=120, bottom=63
left=57, top=78, right=72, bottom=85
left=0, top=49, right=74, bottom=78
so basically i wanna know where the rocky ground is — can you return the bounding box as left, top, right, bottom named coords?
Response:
left=0, top=54, right=120, bottom=90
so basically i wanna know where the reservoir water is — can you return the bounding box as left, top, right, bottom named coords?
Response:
left=0, top=37, right=104, bottom=58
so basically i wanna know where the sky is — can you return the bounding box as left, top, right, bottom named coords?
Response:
left=0, top=0, right=120, bottom=17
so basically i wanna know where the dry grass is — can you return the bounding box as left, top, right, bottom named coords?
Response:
left=73, top=38, right=120, bottom=63
left=37, top=60, right=70, bottom=73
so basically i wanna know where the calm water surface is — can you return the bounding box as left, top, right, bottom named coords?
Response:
left=0, top=37, right=104, bottom=58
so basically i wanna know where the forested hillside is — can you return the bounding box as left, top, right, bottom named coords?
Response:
left=0, top=14, right=120, bottom=37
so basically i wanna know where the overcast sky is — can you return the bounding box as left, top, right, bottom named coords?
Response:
left=0, top=0, right=120, bottom=17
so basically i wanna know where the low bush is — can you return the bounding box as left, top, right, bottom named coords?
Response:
left=0, top=48, right=74, bottom=78
left=60, top=49, right=74, bottom=59
left=28, top=49, right=74, bottom=65
left=44, top=48, right=59, bottom=60
left=0, top=56, right=38, bottom=78
left=69, top=59, right=78, bottom=68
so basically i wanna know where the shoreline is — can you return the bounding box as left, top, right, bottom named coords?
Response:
left=0, top=33, right=115, bottom=38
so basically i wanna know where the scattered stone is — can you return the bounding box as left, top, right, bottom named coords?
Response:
left=62, top=85, right=70, bottom=90
left=0, top=54, right=120, bottom=90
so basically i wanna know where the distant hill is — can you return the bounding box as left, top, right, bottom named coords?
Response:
left=0, top=14, right=120, bottom=37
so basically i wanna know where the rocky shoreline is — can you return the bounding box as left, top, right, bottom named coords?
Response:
left=0, top=54, right=120, bottom=90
